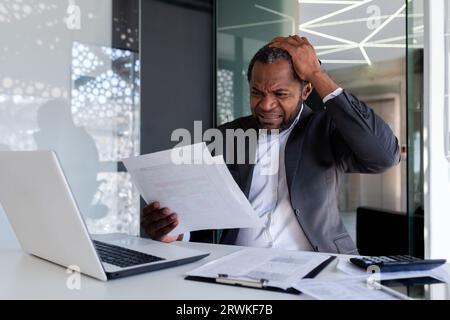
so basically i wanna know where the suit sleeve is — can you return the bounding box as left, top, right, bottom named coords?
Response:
left=325, top=90, right=401, bottom=173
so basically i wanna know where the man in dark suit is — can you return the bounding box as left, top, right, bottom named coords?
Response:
left=141, top=36, right=400, bottom=254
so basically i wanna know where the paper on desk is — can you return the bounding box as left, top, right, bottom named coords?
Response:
left=336, top=258, right=450, bottom=283
left=293, top=278, right=399, bottom=300
left=186, top=247, right=330, bottom=290
left=122, top=142, right=264, bottom=235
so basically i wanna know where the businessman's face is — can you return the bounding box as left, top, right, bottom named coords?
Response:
left=249, top=59, right=312, bottom=130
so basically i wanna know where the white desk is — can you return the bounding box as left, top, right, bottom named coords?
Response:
left=2, top=239, right=450, bottom=300
left=0, top=240, right=356, bottom=300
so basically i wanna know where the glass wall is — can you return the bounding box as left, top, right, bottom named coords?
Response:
left=407, top=0, right=424, bottom=257
left=422, top=0, right=450, bottom=260
left=216, top=0, right=409, bottom=243
left=0, top=0, right=140, bottom=237
left=307, top=1, right=408, bottom=240
left=216, top=0, right=298, bottom=124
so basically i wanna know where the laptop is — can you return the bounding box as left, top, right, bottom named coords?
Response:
left=0, top=151, right=209, bottom=281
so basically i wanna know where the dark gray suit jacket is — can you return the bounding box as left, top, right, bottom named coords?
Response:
left=191, top=90, right=400, bottom=254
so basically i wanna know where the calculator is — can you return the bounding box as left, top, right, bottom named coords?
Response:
left=349, top=255, right=447, bottom=272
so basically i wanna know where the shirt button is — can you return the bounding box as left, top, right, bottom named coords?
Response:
left=294, top=209, right=300, bottom=215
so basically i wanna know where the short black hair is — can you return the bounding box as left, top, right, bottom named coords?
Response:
left=247, top=44, right=302, bottom=83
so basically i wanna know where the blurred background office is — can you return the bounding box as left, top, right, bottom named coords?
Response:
left=1, top=0, right=449, bottom=261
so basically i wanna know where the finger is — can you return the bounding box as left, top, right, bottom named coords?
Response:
left=269, top=41, right=297, bottom=56
left=292, top=35, right=307, bottom=41
left=143, top=201, right=160, bottom=214
left=271, top=36, right=300, bottom=47
left=141, top=211, right=172, bottom=232
left=141, top=211, right=164, bottom=229
left=142, top=211, right=177, bottom=232
left=153, top=220, right=179, bottom=240
left=291, top=35, right=306, bottom=43
left=300, top=36, right=312, bottom=45
left=286, top=36, right=301, bottom=46
left=287, top=35, right=315, bottom=50
left=153, top=213, right=178, bottom=231
left=297, top=36, right=316, bottom=52
left=142, top=207, right=172, bottom=225
left=145, top=214, right=176, bottom=239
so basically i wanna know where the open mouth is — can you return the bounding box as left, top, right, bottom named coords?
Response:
left=257, top=113, right=283, bottom=129
left=258, top=113, right=283, bottom=120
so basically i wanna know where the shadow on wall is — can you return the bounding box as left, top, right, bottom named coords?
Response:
left=33, top=99, right=107, bottom=220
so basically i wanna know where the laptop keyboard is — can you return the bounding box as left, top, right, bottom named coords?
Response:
left=93, top=240, right=165, bottom=268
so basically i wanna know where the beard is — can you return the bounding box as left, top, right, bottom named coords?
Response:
left=279, top=103, right=302, bottom=132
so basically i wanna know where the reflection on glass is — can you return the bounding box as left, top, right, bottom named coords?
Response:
left=0, top=0, right=140, bottom=236
left=86, top=172, right=139, bottom=235
left=299, top=0, right=411, bottom=69
left=34, top=98, right=102, bottom=220
left=216, top=0, right=298, bottom=125
left=217, top=69, right=234, bottom=124
left=71, top=42, right=140, bottom=162
left=302, top=0, right=409, bottom=242
left=71, top=41, right=140, bottom=234
left=407, top=0, right=424, bottom=257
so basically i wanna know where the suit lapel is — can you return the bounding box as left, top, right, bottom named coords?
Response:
left=285, top=105, right=313, bottom=192
left=238, top=164, right=254, bottom=198
left=235, top=116, right=258, bottom=198
left=220, top=116, right=257, bottom=244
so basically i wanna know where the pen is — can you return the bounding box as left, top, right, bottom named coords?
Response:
left=369, top=281, right=412, bottom=300
left=303, top=256, right=337, bottom=279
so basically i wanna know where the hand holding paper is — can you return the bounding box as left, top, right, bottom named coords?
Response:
left=141, top=201, right=180, bottom=242
left=122, top=143, right=264, bottom=237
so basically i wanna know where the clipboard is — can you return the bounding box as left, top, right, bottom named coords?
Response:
left=185, top=255, right=337, bottom=295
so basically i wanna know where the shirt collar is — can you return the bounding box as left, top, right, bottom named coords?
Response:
left=283, top=104, right=303, bottom=135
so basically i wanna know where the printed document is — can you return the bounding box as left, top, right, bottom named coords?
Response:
left=186, top=247, right=330, bottom=290
left=293, top=278, right=400, bottom=300
left=122, top=143, right=263, bottom=235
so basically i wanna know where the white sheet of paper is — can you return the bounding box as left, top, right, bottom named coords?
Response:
left=186, top=247, right=330, bottom=290
left=122, top=142, right=264, bottom=235
left=293, top=278, right=400, bottom=300
left=336, top=258, right=450, bottom=283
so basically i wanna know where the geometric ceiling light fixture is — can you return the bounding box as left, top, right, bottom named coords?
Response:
left=217, top=0, right=422, bottom=69
left=299, top=0, right=423, bottom=68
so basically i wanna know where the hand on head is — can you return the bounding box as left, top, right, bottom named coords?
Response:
left=269, top=35, right=322, bottom=83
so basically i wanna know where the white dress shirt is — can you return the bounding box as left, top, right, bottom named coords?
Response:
left=234, top=105, right=312, bottom=250
left=184, top=88, right=343, bottom=245
left=234, top=88, right=343, bottom=250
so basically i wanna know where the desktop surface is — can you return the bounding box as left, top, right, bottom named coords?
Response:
left=0, top=241, right=316, bottom=300
left=1, top=239, right=449, bottom=300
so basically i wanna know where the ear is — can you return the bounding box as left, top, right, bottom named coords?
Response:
left=301, top=83, right=313, bottom=101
